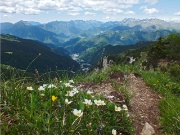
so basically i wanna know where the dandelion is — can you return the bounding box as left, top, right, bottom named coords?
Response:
left=65, top=98, right=72, bottom=105
left=73, top=109, right=83, bottom=117
left=52, top=95, right=57, bottom=102
left=94, top=99, right=106, bottom=106
left=72, top=87, right=79, bottom=94
left=87, top=90, right=93, bottom=94
left=83, top=99, right=92, bottom=106
left=27, top=86, right=33, bottom=91
left=38, top=86, right=45, bottom=91
left=112, top=129, right=117, bottom=135
left=115, top=106, right=122, bottom=112
left=123, top=104, right=128, bottom=111
left=65, top=91, right=74, bottom=97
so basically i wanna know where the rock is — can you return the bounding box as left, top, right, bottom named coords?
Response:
left=141, top=122, right=155, bottom=135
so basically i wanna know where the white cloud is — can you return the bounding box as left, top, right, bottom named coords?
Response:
left=0, top=6, right=16, bottom=13
left=143, top=0, right=158, bottom=5
left=174, top=12, right=180, bottom=16
left=124, top=11, right=135, bottom=14
left=141, top=6, right=159, bottom=14
left=105, top=9, right=124, bottom=15
left=85, top=12, right=96, bottom=16
left=0, top=0, right=139, bottom=15
left=104, top=16, right=115, bottom=20
left=68, top=12, right=80, bottom=16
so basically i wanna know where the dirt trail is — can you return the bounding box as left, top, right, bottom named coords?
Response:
left=127, top=73, right=162, bottom=135
left=78, top=71, right=162, bottom=135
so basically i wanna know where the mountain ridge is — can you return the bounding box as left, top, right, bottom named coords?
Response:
left=1, top=34, right=80, bottom=73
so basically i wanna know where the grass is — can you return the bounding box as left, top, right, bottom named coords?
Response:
left=104, top=64, right=180, bottom=134
left=140, top=70, right=180, bottom=134
left=1, top=72, right=134, bottom=135
left=1, top=64, right=180, bottom=134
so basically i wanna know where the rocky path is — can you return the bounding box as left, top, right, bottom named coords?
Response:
left=127, top=73, right=162, bottom=135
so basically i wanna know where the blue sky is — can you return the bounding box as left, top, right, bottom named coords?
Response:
left=0, top=0, right=180, bottom=23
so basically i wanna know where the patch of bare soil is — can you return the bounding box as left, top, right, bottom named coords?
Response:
left=78, top=82, right=127, bottom=104
left=127, top=73, right=162, bottom=135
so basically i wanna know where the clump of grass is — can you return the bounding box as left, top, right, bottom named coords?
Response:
left=140, top=70, right=180, bottom=134
left=1, top=76, right=134, bottom=134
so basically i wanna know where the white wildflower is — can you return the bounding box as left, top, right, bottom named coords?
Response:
left=87, top=90, right=93, bottom=94
left=94, top=99, right=106, bottom=106
left=38, top=86, right=45, bottom=91
left=48, top=84, right=57, bottom=88
left=73, top=109, right=83, bottom=117
left=65, top=91, right=74, bottom=97
left=112, top=129, right=117, bottom=135
left=122, top=104, right=128, bottom=111
left=72, top=87, right=79, bottom=94
left=27, top=86, right=33, bottom=91
left=115, top=106, right=122, bottom=112
left=83, top=99, right=92, bottom=106
left=65, top=98, right=72, bottom=105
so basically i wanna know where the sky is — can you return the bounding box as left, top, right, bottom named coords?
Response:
left=0, top=0, right=180, bottom=23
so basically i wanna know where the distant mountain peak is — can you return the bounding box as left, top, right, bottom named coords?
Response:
left=15, top=20, right=41, bottom=26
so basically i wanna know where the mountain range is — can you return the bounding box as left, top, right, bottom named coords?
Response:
left=1, top=19, right=180, bottom=70
left=1, top=19, right=179, bottom=49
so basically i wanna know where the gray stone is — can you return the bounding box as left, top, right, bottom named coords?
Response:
left=141, top=122, right=155, bottom=135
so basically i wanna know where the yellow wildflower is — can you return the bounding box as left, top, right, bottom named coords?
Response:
left=52, top=95, right=57, bottom=102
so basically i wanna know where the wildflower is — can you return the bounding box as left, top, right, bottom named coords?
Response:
left=64, top=83, right=74, bottom=88
left=83, top=99, right=92, bottom=106
left=107, top=95, right=114, bottom=99
left=115, top=106, right=122, bottom=112
left=69, top=80, right=74, bottom=84
left=94, top=99, right=106, bottom=106
left=52, top=95, right=57, bottom=102
left=43, top=84, right=48, bottom=87
left=40, top=93, right=45, bottom=96
left=27, top=86, right=33, bottom=91
left=122, top=104, right=128, bottom=111
left=48, top=84, right=57, bottom=88
left=38, top=86, right=45, bottom=91
left=72, top=87, right=79, bottom=94
left=65, top=91, right=74, bottom=97
left=112, top=129, right=117, bottom=135
left=65, top=98, right=72, bottom=105
left=87, top=90, right=93, bottom=94
left=73, top=109, right=83, bottom=117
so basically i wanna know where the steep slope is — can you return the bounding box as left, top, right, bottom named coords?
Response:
left=1, top=21, right=62, bottom=45
left=79, top=41, right=154, bottom=66
left=1, top=34, right=80, bottom=73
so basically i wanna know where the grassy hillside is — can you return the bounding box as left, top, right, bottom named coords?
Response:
left=1, top=34, right=80, bottom=73
left=80, top=41, right=154, bottom=66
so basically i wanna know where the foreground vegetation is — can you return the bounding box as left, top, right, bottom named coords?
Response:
left=1, top=64, right=180, bottom=134
left=1, top=69, right=134, bottom=135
